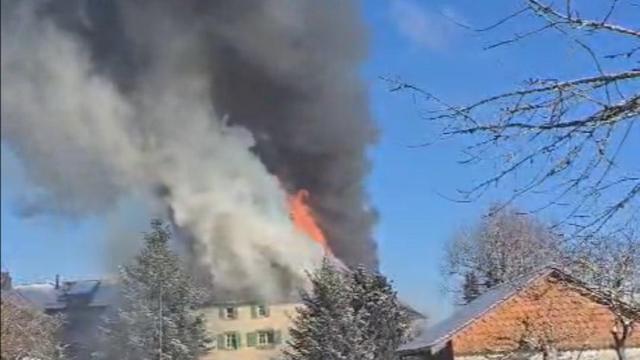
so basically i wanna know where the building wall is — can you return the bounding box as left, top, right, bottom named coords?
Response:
left=201, top=302, right=298, bottom=360
left=451, top=276, right=640, bottom=357
left=458, top=348, right=640, bottom=360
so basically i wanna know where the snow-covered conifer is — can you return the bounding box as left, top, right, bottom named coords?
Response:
left=97, top=219, right=209, bottom=360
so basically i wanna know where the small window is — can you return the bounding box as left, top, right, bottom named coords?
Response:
left=256, top=305, right=268, bottom=317
left=252, top=304, right=269, bottom=318
left=221, top=306, right=236, bottom=319
left=225, top=333, right=239, bottom=350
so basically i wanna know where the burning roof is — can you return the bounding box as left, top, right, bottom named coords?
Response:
left=2, top=0, right=377, bottom=301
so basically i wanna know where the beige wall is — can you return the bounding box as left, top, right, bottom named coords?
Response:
left=201, top=302, right=299, bottom=360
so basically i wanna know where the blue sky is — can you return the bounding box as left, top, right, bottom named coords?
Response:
left=2, top=0, right=638, bottom=320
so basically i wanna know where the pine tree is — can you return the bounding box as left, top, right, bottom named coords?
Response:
left=97, top=219, right=209, bottom=360
left=284, top=258, right=356, bottom=360
left=284, top=258, right=410, bottom=360
left=350, top=266, right=410, bottom=360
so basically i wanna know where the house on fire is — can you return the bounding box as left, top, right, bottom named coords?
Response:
left=398, top=266, right=640, bottom=360
left=2, top=272, right=425, bottom=360
left=200, top=292, right=425, bottom=360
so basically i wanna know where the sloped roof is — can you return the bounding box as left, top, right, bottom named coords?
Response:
left=399, top=267, right=557, bottom=354
left=65, top=280, right=100, bottom=296
left=88, top=279, right=119, bottom=307
left=12, top=283, right=66, bottom=310
left=11, top=279, right=119, bottom=310
left=61, top=279, right=119, bottom=306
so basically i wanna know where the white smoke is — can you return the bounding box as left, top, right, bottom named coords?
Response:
left=1, top=1, right=324, bottom=300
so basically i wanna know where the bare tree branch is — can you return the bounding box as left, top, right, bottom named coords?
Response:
left=527, top=0, right=640, bottom=38
left=387, top=0, right=640, bottom=237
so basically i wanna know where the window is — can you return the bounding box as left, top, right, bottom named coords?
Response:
left=257, top=331, right=272, bottom=346
left=224, top=333, right=239, bottom=350
left=220, top=306, right=237, bottom=319
left=247, top=329, right=281, bottom=348
left=256, top=304, right=268, bottom=317
left=217, top=332, right=241, bottom=350
left=224, top=307, right=235, bottom=319
left=252, top=304, right=269, bottom=318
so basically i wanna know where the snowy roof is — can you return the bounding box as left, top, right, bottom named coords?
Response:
left=398, top=266, right=556, bottom=354
left=87, top=279, right=119, bottom=307
left=11, top=279, right=119, bottom=310
left=65, top=280, right=100, bottom=296
left=12, top=283, right=66, bottom=310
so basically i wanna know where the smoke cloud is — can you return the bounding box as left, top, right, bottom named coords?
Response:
left=1, top=0, right=377, bottom=299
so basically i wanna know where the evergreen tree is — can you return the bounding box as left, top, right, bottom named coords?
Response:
left=284, top=259, right=409, bottom=360
left=350, top=266, right=410, bottom=360
left=98, top=219, right=209, bottom=360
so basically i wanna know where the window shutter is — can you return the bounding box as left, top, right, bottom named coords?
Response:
left=247, top=332, right=257, bottom=347
left=264, top=305, right=270, bottom=317
left=235, top=331, right=242, bottom=348
left=251, top=305, right=257, bottom=318
left=217, top=334, right=225, bottom=349
left=273, top=330, right=282, bottom=344
left=218, top=307, right=224, bottom=319
left=233, top=307, right=238, bottom=319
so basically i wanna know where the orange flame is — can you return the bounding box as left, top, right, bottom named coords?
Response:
left=288, top=189, right=331, bottom=253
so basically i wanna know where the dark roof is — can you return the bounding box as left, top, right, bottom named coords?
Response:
left=65, top=280, right=100, bottom=296
left=12, top=279, right=118, bottom=310
left=398, top=267, right=557, bottom=354
left=11, top=283, right=66, bottom=310
left=88, top=279, right=119, bottom=306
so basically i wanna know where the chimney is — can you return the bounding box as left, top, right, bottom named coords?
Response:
left=55, top=274, right=60, bottom=289
left=1, top=272, right=12, bottom=290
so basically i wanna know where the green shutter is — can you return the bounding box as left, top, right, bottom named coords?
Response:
left=232, top=307, right=238, bottom=319
left=273, top=330, right=282, bottom=344
left=218, top=307, right=224, bottom=319
left=217, top=334, right=225, bottom=349
left=264, top=305, right=270, bottom=317
left=247, top=332, right=257, bottom=347
left=235, top=331, right=242, bottom=348
left=251, top=305, right=257, bottom=318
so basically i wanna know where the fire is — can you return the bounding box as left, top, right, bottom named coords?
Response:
left=288, top=189, right=331, bottom=253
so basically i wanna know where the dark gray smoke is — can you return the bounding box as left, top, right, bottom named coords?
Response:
left=1, top=0, right=377, bottom=298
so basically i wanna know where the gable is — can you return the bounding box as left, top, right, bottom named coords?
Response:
left=452, top=275, right=640, bottom=356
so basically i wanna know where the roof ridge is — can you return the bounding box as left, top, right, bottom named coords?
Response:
left=439, top=266, right=554, bottom=339
left=399, top=265, right=560, bottom=354
left=14, top=282, right=57, bottom=287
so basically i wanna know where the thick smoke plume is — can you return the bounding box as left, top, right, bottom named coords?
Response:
left=1, top=0, right=377, bottom=299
